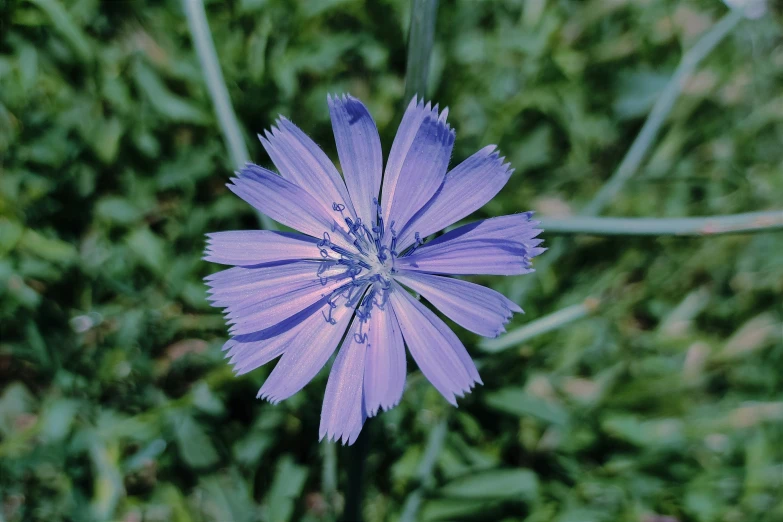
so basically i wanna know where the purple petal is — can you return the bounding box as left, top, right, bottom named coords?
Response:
left=380, top=97, right=441, bottom=225
left=396, top=145, right=513, bottom=250
left=223, top=333, right=290, bottom=376
left=223, top=297, right=337, bottom=376
left=230, top=164, right=354, bottom=250
left=205, top=261, right=351, bottom=336
left=204, top=230, right=320, bottom=266
left=394, top=271, right=521, bottom=338
left=257, top=287, right=364, bottom=403
left=385, top=116, right=455, bottom=235
left=388, top=282, right=481, bottom=406
left=328, top=94, right=383, bottom=227
left=319, top=316, right=368, bottom=445
left=396, top=213, right=544, bottom=275
left=363, top=305, right=406, bottom=417
left=259, top=117, right=357, bottom=220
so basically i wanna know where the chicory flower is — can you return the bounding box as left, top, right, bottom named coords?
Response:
left=205, top=95, right=544, bottom=444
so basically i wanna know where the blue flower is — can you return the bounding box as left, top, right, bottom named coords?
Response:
left=205, top=95, right=544, bottom=444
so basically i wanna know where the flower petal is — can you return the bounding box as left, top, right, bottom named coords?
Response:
left=223, top=331, right=293, bottom=377
left=388, top=282, right=481, bottom=406
left=204, top=230, right=320, bottom=266
left=257, top=287, right=364, bottom=403
left=328, top=94, right=383, bottom=227
left=259, top=117, right=357, bottom=219
left=394, top=271, right=521, bottom=337
left=230, top=164, right=354, bottom=250
left=223, top=298, right=332, bottom=375
left=396, top=213, right=544, bottom=275
left=396, top=145, right=513, bottom=250
left=363, top=305, right=406, bottom=417
left=319, top=316, right=368, bottom=445
left=205, top=261, right=352, bottom=336
left=385, top=116, right=455, bottom=235
left=381, top=97, right=441, bottom=225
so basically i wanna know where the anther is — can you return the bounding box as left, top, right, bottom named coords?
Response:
left=407, top=232, right=424, bottom=255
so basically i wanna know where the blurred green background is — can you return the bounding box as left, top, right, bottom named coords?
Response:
left=1, top=0, right=782, bottom=521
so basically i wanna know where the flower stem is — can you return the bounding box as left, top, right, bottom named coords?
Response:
left=512, top=8, right=744, bottom=301
left=479, top=298, right=601, bottom=353
left=342, top=426, right=370, bottom=522
left=582, top=9, right=744, bottom=216
left=399, top=419, right=448, bottom=522
left=539, top=211, right=783, bottom=237
left=182, top=0, right=275, bottom=230
left=404, top=0, right=439, bottom=102
left=321, top=441, right=338, bottom=520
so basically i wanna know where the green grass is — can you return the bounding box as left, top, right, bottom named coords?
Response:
left=1, top=1, right=782, bottom=521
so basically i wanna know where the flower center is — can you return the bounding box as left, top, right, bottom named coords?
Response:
left=317, top=198, right=416, bottom=323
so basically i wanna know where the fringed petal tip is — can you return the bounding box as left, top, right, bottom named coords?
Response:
left=318, top=426, right=363, bottom=446
left=442, top=376, right=483, bottom=407
left=365, top=399, right=401, bottom=419
left=256, top=389, right=282, bottom=405
left=442, top=373, right=483, bottom=406
left=492, top=307, right=521, bottom=338
left=202, top=240, right=219, bottom=264
left=402, top=94, right=450, bottom=122
left=517, top=210, right=546, bottom=260
left=319, top=402, right=366, bottom=445
left=490, top=304, right=523, bottom=338
left=326, top=92, right=359, bottom=104
left=421, top=114, right=455, bottom=145
left=234, top=163, right=252, bottom=178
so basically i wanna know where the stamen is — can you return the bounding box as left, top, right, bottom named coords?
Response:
left=344, top=281, right=366, bottom=308
left=318, top=232, right=333, bottom=258
left=316, top=261, right=332, bottom=285
left=373, top=197, right=384, bottom=241
left=406, top=232, right=424, bottom=255
left=321, top=297, right=338, bottom=325
left=389, top=221, right=398, bottom=255
left=317, top=198, right=400, bottom=324
left=330, top=244, right=358, bottom=258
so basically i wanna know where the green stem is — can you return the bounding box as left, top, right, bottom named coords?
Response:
left=404, top=0, right=439, bottom=102
left=540, top=211, right=783, bottom=237
left=583, top=9, right=744, bottom=216
left=342, top=427, right=370, bottom=522
left=512, top=9, right=743, bottom=301
left=182, top=0, right=275, bottom=230
left=321, top=442, right=338, bottom=521
left=399, top=419, right=448, bottom=522
left=480, top=298, right=600, bottom=353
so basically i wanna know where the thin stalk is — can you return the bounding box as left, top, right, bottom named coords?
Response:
left=404, top=0, right=439, bottom=102
left=583, top=9, right=744, bottom=215
left=539, top=211, right=783, bottom=237
left=182, top=0, right=274, bottom=229
left=513, top=9, right=743, bottom=300
left=480, top=298, right=600, bottom=354
left=321, top=442, right=338, bottom=521
left=342, top=426, right=370, bottom=522
left=399, top=419, right=448, bottom=522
